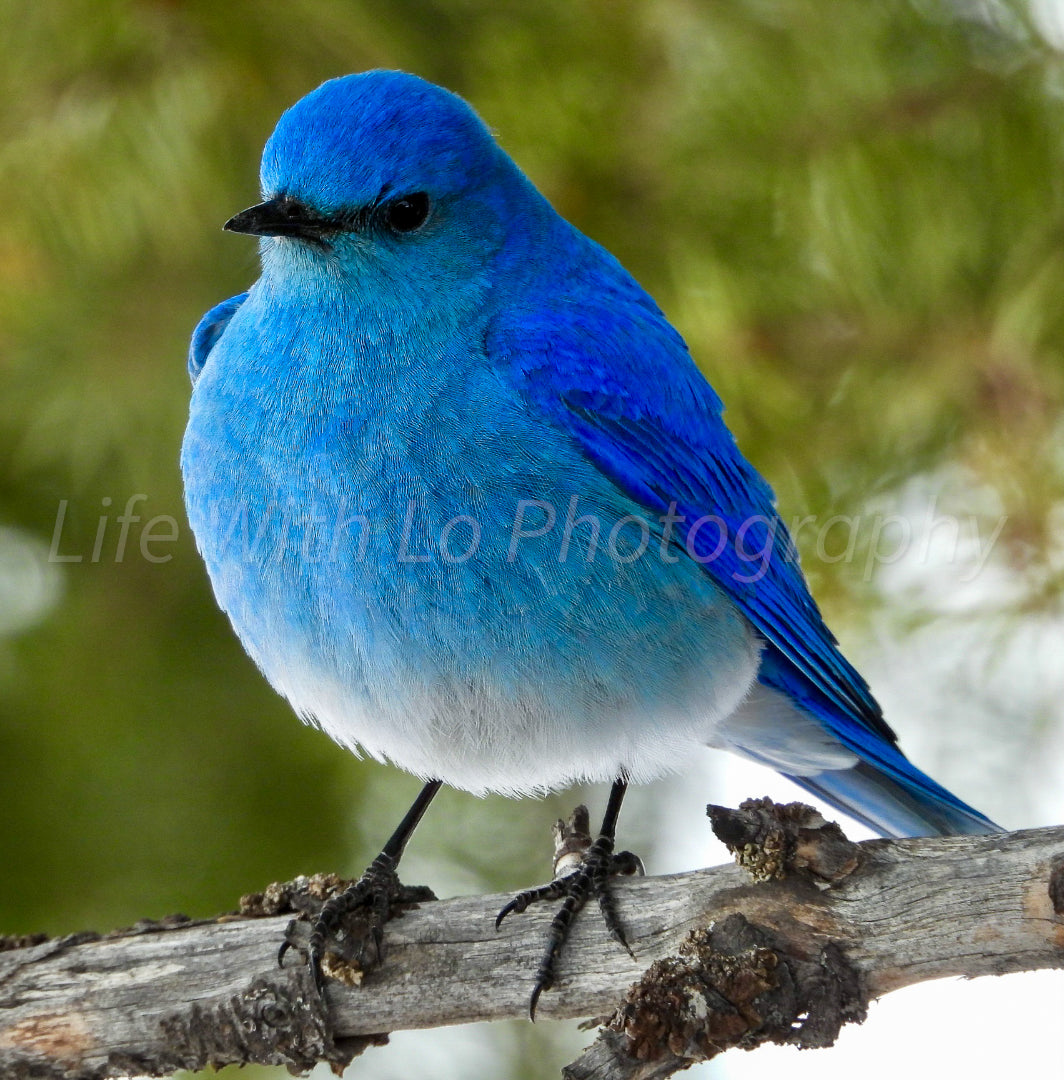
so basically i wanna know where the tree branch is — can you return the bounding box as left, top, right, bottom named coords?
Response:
left=2, top=803, right=1063, bottom=1079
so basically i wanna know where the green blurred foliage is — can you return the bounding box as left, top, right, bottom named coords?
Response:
left=1, top=1, right=1063, bottom=1077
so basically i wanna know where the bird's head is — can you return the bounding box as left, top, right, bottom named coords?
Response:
left=225, top=71, right=530, bottom=301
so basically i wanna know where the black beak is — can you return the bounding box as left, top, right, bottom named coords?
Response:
left=223, top=197, right=335, bottom=243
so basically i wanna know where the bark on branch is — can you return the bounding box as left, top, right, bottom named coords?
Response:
left=2, top=802, right=1063, bottom=1080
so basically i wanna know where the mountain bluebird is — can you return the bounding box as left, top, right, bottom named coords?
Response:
left=181, top=70, right=997, bottom=1014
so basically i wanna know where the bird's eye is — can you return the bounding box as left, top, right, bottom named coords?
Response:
left=384, top=192, right=430, bottom=233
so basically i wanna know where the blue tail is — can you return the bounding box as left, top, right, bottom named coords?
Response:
left=787, top=758, right=997, bottom=838
left=736, top=649, right=1000, bottom=839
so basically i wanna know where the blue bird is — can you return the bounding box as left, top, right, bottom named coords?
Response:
left=181, top=70, right=997, bottom=1013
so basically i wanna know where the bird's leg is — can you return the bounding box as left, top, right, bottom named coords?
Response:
left=496, top=777, right=643, bottom=1019
left=279, top=778, right=442, bottom=997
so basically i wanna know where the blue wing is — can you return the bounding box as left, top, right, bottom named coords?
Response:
left=490, top=300, right=887, bottom=738
left=489, top=297, right=996, bottom=836
left=189, top=292, right=248, bottom=384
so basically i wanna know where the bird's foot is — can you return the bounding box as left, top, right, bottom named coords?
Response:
left=496, top=804, right=643, bottom=1019
left=278, top=853, right=435, bottom=997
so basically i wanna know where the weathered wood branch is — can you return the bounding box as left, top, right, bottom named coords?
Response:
left=2, top=803, right=1063, bottom=1080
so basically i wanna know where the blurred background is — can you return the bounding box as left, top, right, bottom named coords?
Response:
left=2, top=0, right=1063, bottom=1077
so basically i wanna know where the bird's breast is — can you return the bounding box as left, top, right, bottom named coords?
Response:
left=181, top=302, right=761, bottom=794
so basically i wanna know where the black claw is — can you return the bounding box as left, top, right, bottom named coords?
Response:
left=500, top=827, right=637, bottom=1017
left=277, top=780, right=443, bottom=996
left=496, top=878, right=570, bottom=929
left=529, top=979, right=546, bottom=1022
left=294, top=869, right=439, bottom=992
left=278, top=916, right=310, bottom=970
left=272, top=853, right=405, bottom=994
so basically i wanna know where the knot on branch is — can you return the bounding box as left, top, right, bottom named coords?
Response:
left=239, top=873, right=357, bottom=919
left=610, top=918, right=778, bottom=1062
left=159, top=974, right=379, bottom=1076
left=551, top=804, right=645, bottom=878
left=708, top=798, right=861, bottom=884
left=553, top=804, right=595, bottom=876
left=569, top=914, right=866, bottom=1078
